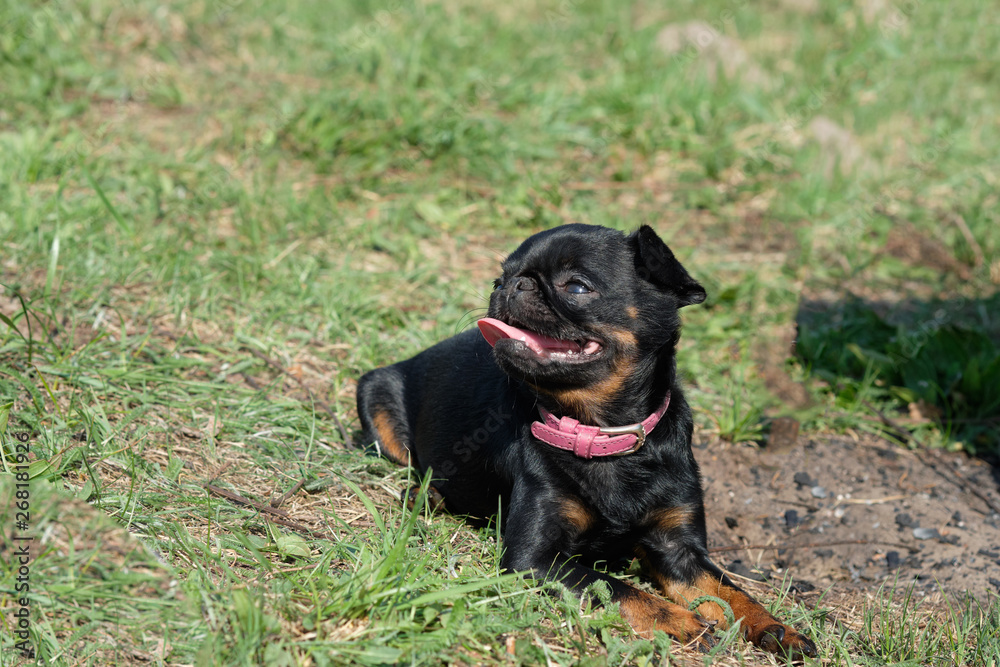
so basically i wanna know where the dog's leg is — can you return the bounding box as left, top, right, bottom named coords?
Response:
left=402, top=484, right=446, bottom=511
left=502, top=485, right=715, bottom=648
left=356, top=367, right=415, bottom=467
left=639, top=542, right=817, bottom=659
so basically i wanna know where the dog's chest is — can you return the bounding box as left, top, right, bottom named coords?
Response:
left=565, top=464, right=660, bottom=522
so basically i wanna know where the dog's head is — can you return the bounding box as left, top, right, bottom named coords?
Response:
left=479, top=224, right=705, bottom=424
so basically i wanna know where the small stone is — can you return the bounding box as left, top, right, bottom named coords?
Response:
left=789, top=580, right=816, bottom=593
left=725, top=516, right=739, bottom=529
left=793, top=472, right=816, bottom=488
left=895, top=513, right=918, bottom=528
left=913, top=527, right=940, bottom=540
left=768, top=417, right=800, bottom=452
left=951, top=511, right=963, bottom=523
left=811, top=486, right=828, bottom=499
left=726, top=559, right=768, bottom=582
left=977, top=548, right=999, bottom=560
left=939, top=534, right=960, bottom=545
left=886, top=551, right=901, bottom=569
left=934, top=558, right=959, bottom=570
left=814, top=549, right=834, bottom=558
left=878, top=448, right=899, bottom=461
left=785, top=509, right=801, bottom=528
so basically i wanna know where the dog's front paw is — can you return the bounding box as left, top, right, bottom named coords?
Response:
left=402, top=484, right=446, bottom=511
left=756, top=623, right=817, bottom=661
left=620, top=593, right=717, bottom=650
left=684, top=616, right=719, bottom=653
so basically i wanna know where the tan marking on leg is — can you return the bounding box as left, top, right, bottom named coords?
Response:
left=691, top=573, right=776, bottom=633
left=650, top=570, right=730, bottom=627
left=651, top=571, right=774, bottom=631
left=617, top=587, right=714, bottom=645
left=404, top=484, right=445, bottom=511
left=651, top=571, right=816, bottom=656
left=559, top=496, right=594, bottom=534
left=645, top=505, right=695, bottom=532
left=372, top=410, right=411, bottom=466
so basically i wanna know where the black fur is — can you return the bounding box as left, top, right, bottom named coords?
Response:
left=356, top=224, right=816, bottom=658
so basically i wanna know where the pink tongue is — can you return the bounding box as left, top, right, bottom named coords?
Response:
left=477, top=318, right=578, bottom=355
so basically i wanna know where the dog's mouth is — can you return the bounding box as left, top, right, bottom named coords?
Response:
left=477, top=318, right=604, bottom=362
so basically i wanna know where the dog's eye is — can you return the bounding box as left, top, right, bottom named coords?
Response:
left=493, top=278, right=503, bottom=290
left=565, top=281, right=591, bottom=294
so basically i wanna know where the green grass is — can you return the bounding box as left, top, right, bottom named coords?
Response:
left=1, top=0, right=999, bottom=663
left=796, top=294, right=1000, bottom=452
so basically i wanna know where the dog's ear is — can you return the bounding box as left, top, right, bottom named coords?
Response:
left=630, top=225, right=707, bottom=307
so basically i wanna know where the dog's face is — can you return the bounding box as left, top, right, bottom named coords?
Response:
left=479, top=224, right=705, bottom=419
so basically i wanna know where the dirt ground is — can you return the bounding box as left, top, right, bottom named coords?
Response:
left=694, top=429, right=1000, bottom=604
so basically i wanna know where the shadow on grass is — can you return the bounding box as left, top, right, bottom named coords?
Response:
left=794, top=291, right=1000, bottom=462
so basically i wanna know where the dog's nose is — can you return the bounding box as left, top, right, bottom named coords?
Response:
left=514, top=277, right=537, bottom=291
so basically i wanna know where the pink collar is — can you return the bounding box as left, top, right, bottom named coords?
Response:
left=530, top=393, right=671, bottom=459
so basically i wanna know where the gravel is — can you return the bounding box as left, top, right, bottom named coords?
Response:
left=696, top=431, right=1000, bottom=600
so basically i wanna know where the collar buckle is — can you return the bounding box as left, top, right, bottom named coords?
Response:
left=598, top=422, right=646, bottom=455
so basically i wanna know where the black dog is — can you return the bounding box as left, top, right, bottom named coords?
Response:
left=356, top=224, right=816, bottom=658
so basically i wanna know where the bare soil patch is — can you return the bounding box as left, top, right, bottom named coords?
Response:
left=696, top=429, right=1000, bottom=602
